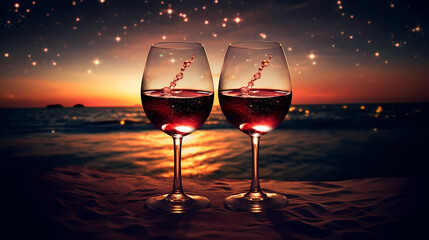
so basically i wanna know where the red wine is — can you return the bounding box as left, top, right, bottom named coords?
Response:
left=142, top=89, right=213, bottom=137
left=219, top=89, right=292, bottom=136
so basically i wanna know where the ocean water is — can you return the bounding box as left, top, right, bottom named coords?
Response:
left=0, top=103, right=427, bottom=181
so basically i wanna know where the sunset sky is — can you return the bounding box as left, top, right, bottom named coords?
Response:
left=1, top=0, right=427, bottom=107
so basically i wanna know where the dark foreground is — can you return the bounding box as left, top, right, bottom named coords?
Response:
left=4, top=166, right=424, bottom=240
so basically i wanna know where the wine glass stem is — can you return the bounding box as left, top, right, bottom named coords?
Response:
left=167, top=136, right=187, bottom=202
left=246, top=136, right=266, bottom=201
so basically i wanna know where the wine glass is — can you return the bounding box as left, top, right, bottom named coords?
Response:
left=141, top=42, right=214, bottom=213
left=219, top=41, right=292, bottom=213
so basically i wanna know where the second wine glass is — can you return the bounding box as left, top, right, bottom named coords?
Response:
left=141, top=42, right=214, bottom=213
left=219, top=41, right=293, bottom=213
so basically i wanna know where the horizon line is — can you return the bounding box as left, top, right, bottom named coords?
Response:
left=1, top=100, right=428, bottom=109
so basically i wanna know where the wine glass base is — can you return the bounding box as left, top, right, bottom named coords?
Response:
left=146, top=194, right=210, bottom=213
left=224, top=192, right=288, bottom=213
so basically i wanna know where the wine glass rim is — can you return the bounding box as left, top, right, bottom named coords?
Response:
left=152, top=42, right=203, bottom=50
left=229, top=41, right=282, bottom=50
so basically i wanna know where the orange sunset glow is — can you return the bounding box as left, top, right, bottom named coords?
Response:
left=1, top=1, right=428, bottom=108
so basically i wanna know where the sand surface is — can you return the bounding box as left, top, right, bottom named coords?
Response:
left=4, top=166, right=423, bottom=239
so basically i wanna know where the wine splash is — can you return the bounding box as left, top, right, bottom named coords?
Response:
left=239, top=53, right=273, bottom=95
left=162, top=53, right=195, bottom=96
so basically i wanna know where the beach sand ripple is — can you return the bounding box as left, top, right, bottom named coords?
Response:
left=5, top=166, right=422, bottom=240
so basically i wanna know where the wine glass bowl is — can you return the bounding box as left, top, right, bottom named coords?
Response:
left=142, top=89, right=213, bottom=137
left=141, top=42, right=214, bottom=213
left=219, top=41, right=292, bottom=212
left=219, top=89, right=292, bottom=136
